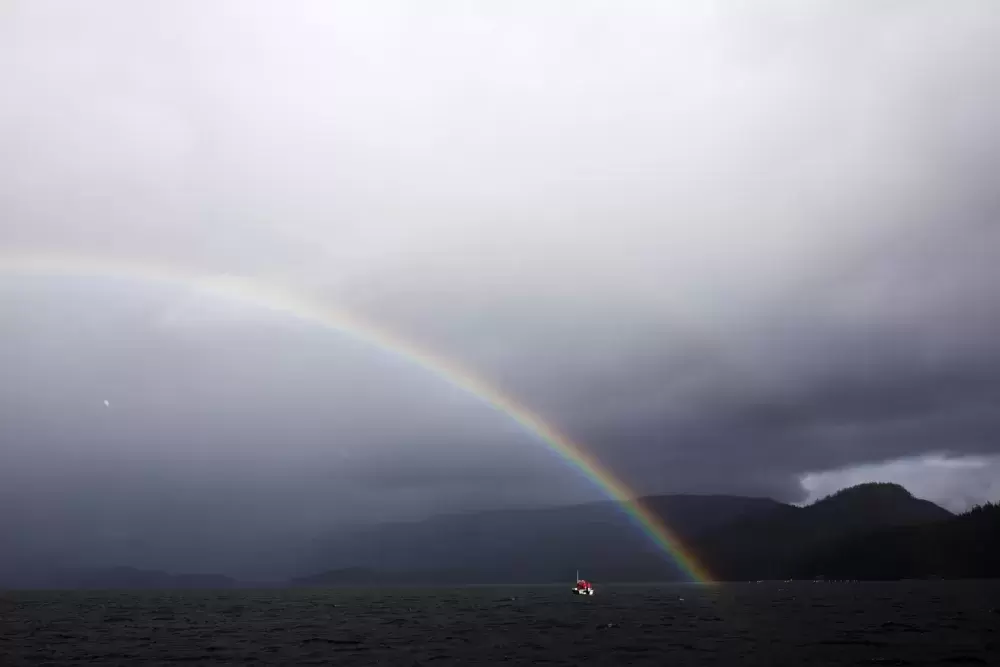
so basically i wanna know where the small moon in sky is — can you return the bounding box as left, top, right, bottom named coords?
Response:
left=103, top=400, right=110, bottom=407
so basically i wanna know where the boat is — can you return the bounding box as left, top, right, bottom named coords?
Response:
left=571, top=570, right=594, bottom=595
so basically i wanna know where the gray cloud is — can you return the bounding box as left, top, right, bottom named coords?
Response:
left=2, top=1, right=1000, bottom=577
left=801, top=453, right=1000, bottom=513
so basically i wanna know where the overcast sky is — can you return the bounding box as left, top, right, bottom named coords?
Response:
left=2, top=1, right=999, bottom=577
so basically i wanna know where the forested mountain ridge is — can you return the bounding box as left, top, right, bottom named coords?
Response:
left=698, top=482, right=955, bottom=581
left=299, top=484, right=996, bottom=585
left=6, top=484, right=995, bottom=589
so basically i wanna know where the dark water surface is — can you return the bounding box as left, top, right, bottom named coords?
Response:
left=2, top=582, right=998, bottom=666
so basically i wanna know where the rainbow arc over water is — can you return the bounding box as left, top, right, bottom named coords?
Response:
left=0, top=251, right=714, bottom=583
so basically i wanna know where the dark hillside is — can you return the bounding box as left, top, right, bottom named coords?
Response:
left=801, top=501, right=1000, bottom=580
left=305, top=494, right=787, bottom=582
left=698, top=483, right=954, bottom=581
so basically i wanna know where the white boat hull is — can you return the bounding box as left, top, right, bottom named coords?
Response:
left=571, top=588, right=594, bottom=595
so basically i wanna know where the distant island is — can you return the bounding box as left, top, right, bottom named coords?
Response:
left=7, top=566, right=237, bottom=590
left=296, top=483, right=999, bottom=586
left=3, top=483, right=998, bottom=589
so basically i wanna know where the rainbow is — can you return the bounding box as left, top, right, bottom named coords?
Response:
left=0, top=251, right=714, bottom=583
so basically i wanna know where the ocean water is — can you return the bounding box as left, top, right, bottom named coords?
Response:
left=2, top=582, right=998, bottom=665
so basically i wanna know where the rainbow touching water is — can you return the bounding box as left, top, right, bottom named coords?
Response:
left=0, top=251, right=714, bottom=584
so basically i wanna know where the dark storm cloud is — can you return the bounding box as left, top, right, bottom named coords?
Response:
left=2, top=1, right=1000, bottom=577
left=545, top=219, right=1000, bottom=501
